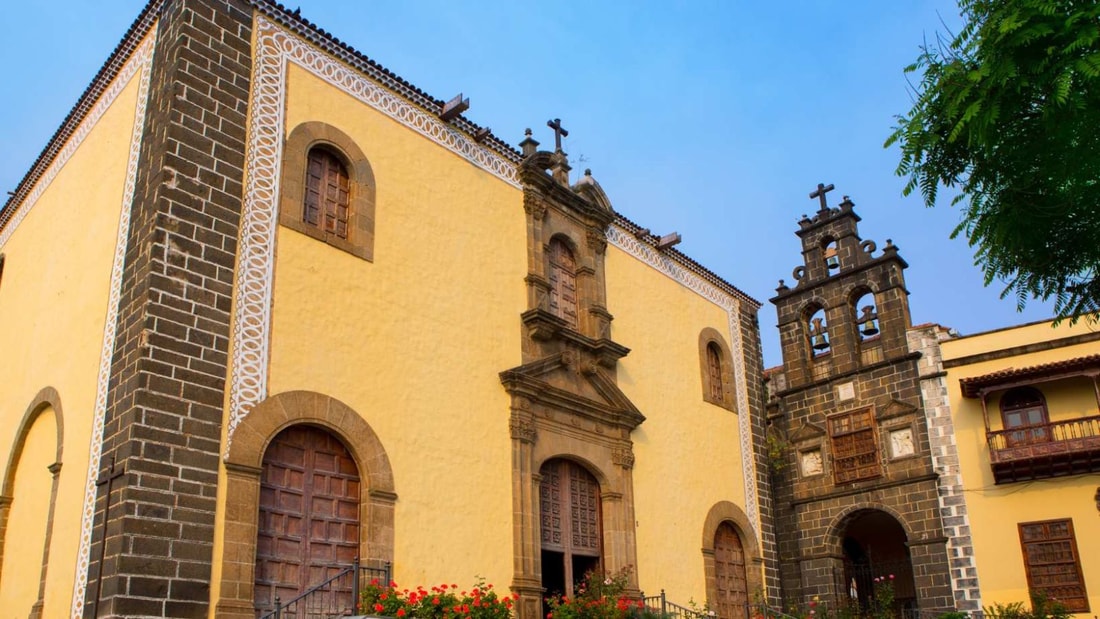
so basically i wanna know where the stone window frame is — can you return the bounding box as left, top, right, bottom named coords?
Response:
left=280, top=122, right=376, bottom=261
left=1018, top=518, right=1089, bottom=612
left=701, top=501, right=763, bottom=611
left=698, top=327, right=736, bottom=412
left=216, top=391, right=395, bottom=619
left=0, top=387, right=64, bottom=619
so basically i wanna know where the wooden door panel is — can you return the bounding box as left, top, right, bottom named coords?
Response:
left=255, top=426, right=361, bottom=613
left=714, top=523, right=748, bottom=619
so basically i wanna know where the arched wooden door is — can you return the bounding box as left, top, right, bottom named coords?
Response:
left=254, top=425, right=360, bottom=612
left=539, top=459, right=601, bottom=598
left=714, top=522, right=748, bottom=619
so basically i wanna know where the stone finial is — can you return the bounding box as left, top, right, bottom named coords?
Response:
left=776, top=279, right=790, bottom=293
left=519, top=128, right=539, bottom=157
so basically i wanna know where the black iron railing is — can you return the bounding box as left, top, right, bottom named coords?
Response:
left=641, top=589, right=711, bottom=619
left=259, top=559, right=391, bottom=619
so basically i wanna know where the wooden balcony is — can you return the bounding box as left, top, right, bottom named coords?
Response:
left=987, top=414, right=1100, bottom=483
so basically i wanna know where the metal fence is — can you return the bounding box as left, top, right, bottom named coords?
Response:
left=259, top=560, right=391, bottom=619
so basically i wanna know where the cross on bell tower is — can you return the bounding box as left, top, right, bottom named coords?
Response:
left=809, top=182, right=835, bottom=213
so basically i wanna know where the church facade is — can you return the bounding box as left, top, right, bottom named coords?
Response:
left=0, top=1, right=771, bottom=618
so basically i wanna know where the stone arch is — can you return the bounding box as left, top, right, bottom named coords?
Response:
left=702, top=502, right=762, bottom=617
left=698, top=327, right=736, bottom=411
left=824, top=504, right=913, bottom=557
left=279, top=121, right=377, bottom=261
left=0, top=386, right=64, bottom=619
left=533, top=452, right=610, bottom=490
left=216, top=391, right=395, bottom=619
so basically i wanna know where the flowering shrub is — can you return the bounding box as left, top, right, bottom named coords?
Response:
left=360, top=578, right=516, bottom=619
left=544, top=568, right=645, bottom=619
left=868, top=575, right=895, bottom=619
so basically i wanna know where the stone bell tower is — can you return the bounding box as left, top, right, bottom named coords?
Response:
left=766, top=185, right=953, bottom=615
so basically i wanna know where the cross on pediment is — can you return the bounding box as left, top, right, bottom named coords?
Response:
left=547, top=118, right=569, bottom=152
left=810, top=182, right=835, bottom=211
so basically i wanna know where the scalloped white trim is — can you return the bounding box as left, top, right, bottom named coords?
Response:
left=67, top=31, right=158, bottom=619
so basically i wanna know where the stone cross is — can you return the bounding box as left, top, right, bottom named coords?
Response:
left=547, top=118, right=569, bottom=151
left=810, top=182, right=835, bottom=211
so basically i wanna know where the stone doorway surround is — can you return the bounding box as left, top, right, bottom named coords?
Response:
left=216, top=391, right=395, bottom=619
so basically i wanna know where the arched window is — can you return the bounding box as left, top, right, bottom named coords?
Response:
left=699, top=329, right=736, bottom=411
left=548, top=238, right=578, bottom=327
left=707, top=343, right=724, bottom=401
left=1000, top=387, right=1050, bottom=446
left=807, top=307, right=830, bottom=356
left=279, top=122, right=376, bottom=261
left=304, top=147, right=351, bottom=239
left=853, top=291, right=879, bottom=342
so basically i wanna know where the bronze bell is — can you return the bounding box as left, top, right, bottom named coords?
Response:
left=824, top=246, right=840, bottom=270
left=812, top=333, right=830, bottom=350
left=858, top=305, right=879, bottom=336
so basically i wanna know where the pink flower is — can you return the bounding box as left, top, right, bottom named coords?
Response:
left=889, top=574, right=895, bottom=580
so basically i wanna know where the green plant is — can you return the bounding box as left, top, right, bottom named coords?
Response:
left=936, top=612, right=969, bottom=619
left=765, top=433, right=789, bottom=474
left=868, top=576, right=895, bottom=619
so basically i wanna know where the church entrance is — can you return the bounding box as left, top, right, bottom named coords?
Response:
left=840, top=510, right=916, bottom=616
left=254, top=425, right=361, bottom=613
left=539, top=459, right=602, bottom=599
left=713, top=522, right=749, bottom=619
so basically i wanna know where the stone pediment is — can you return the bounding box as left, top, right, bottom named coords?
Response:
left=789, top=420, right=826, bottom=443
left=877, top=397, right=918, bottom=421
left=500, top=351, right=645, bottom=431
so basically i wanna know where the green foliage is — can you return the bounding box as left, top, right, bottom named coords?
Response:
left=936, top=612, right=970, bottom=619
left=887, top=0, right=1100, bottom=322
left=765, top=433, right=790, bottom=474
left=982, top=592, right=1070, bottom=619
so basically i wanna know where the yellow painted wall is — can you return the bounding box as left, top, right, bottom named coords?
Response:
left=0, top=62, right=143, bottom=612
left=942, top=321, right=1100, bottom=616
left=0, top=407, right=56, bottom=615
left=263, top=63, right=528, bottom=588
left=235, top=46, right=756, bottom=609
left=606, top=248, right=750, bottom=605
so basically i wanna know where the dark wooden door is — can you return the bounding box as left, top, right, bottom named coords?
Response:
left=714, top=522, right=747, bottom=619
left=254, top=425, right=360, bottom=613
left=540, top=459, right=601, bottom=597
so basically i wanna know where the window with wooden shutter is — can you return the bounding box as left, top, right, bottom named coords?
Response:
left=304, top=148, right=351, bottom=240
left=548, top=238, right=578, bottom=328
left=1019, top=519, right=1089, bottom=612
left=707, top=343, right=724, bottom=401
left=829, top=407, right=881, bottom=484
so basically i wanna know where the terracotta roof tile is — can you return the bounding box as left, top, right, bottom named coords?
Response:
left=959, top=353, right=1100, bottom=398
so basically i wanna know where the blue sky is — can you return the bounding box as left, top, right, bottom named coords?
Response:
left=0, top=1, right=1058, bottom=367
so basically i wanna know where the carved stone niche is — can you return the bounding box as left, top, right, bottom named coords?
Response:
left=500, top=348, right=645, bottom=619
left=519, top=153, right=625, bottom=370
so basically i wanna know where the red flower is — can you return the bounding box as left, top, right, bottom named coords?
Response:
left=433, top=597, right=441, bottom=605
left=374, top=604, right=385, bottom=613
left=397, top=610, right=407, bottom=617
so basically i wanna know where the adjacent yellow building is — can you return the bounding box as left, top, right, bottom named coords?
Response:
left=941, top=320, right=1100, bottom=616
left=0, top=2, right=768, bottom=618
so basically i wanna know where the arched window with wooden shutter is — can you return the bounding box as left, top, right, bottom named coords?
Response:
left=304, top=148, right=351, bottom=240
left=548, top=238, right=578, bottom=328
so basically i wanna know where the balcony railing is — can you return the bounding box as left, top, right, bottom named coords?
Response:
left=987, top=414, right=1100, bottom=482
